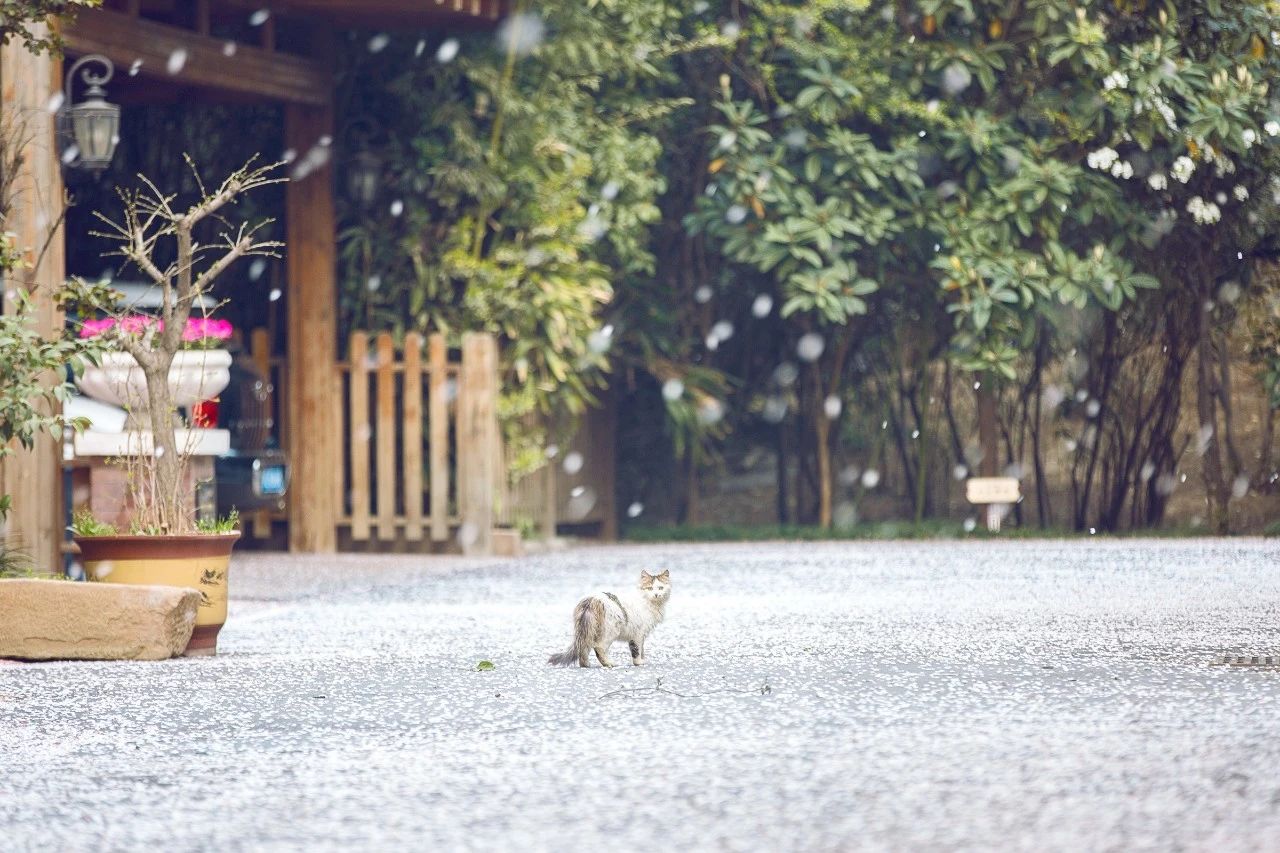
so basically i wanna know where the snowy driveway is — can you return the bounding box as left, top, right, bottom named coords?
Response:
left=3, top=539, right=1280, bottom=851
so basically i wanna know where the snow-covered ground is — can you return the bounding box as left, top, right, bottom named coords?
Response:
left=3, top=539, right=1280, bottom=851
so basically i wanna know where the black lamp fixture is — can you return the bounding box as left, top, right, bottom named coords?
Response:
left=343, top=117, right=383, bottom=207
left=58, top=54, right=120, bottom=175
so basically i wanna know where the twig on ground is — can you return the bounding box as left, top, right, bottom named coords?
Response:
left=598, top=677, right=771, bottom=701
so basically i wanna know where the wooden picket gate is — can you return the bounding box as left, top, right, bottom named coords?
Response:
left=339, top=330, right=497, bottom=550
left=244, top=328, right=498, bottom=552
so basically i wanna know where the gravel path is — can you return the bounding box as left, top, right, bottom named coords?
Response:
left=3, top=539, right=1280, bottom=852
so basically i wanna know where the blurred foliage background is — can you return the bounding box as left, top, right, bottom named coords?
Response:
left=327, top=0, right=1280, bottom=534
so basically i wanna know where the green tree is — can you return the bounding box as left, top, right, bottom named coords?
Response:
left=0, top=0, right=98, bottom=54
left=690, top=0, right=1280, bottom=530
left=335, top=1, right=706, bottom=467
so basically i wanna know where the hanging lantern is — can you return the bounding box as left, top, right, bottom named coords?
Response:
left=341, top=117, right=384, bottom=207
left=346, top=149, right=382, bottom=207
left=59, top=54, right=120, bottom=175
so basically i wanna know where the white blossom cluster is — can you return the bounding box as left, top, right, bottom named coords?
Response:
left=1087, top=147, right=1119, bottom=171
left=1171, top=155, right=1195, bottom=183
left=1088, top=147, right=1135, bottom=179
left=1233, top=184, right=1249, bottom=201
left=1267, top=120, right=1280, bottom=136
left=1148, top=173, right=1168, bottom=191
left=1103, top=70, right=1130, bottom=91
left=1186, top=196, right=1221, bottom=225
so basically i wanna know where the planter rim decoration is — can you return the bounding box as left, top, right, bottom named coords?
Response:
left=74, top=349, right=233, bottom=428
left=75, top=532, right=240, bottom=656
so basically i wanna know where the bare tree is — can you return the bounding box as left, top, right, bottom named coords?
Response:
left=90, top=157, right=282, bottom=533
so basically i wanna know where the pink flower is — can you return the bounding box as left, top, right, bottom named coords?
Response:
left=77, top=314, right=232, bottom=346
left=183, top=317, right=233, bottom=342
left=78, top=317, right=116, bottom=338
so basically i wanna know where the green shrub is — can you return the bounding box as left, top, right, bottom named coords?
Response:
left=69, top=510, right=117, bottom=538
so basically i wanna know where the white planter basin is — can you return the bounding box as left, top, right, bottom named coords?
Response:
left=75, top=349, right=232, bottom=427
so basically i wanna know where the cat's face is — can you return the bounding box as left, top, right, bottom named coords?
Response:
left=640, top=569, right=671, bottom=602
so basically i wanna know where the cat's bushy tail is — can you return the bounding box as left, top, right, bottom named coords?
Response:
left=547, top=599, right=595, bottom=667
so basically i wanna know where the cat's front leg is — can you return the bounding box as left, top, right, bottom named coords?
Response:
left=629, top=639, right=645, bottom=666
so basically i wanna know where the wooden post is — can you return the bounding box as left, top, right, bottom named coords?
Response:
left=457, top=333, right=497, bottom=554
left=402, top=333, right=424, bottom=542
left=375, top=332, right=396, bottom=541
left=427, top=333, right=449, bottom=542
left=284, top=87, right=339, bottom=552
left=0, top=33, right=66, bottom=572
left=347, top=333, right=370, bottom=541
left=248, top=328, right=272, bottom=539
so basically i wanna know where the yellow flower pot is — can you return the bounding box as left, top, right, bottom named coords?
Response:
left=75, top=534, right=240, bottom=656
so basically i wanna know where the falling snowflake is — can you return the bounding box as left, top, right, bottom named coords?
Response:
left=496, top=13, right=545, bottom=57
left=796, top=333, right=824, bottom=363
left=166, top=49, right=188, bottom=75
left=437, top=38, right=460, bottom=63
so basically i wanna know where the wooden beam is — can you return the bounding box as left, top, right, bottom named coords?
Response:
left=64, top=8, right=330, bottom=106
left=218, top=0, right=508, bottom=26
left=285, top=97, right=340, bottom=552
left=0, top=31, right=67, bottom=572
left=458, top=333, right=498, bottom=555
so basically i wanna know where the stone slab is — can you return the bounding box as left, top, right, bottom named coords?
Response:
left=0, top=579, right=199, bottom=661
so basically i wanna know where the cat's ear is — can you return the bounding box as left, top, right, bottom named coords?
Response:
left=640, top=569, right=653, bottom=580
left=657, top=570, right=670, bottom=580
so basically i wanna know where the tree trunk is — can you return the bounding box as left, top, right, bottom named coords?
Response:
left=1196, top=295, right=1231, bottom=534
left=1256, top=399, right=1275, bottom=491
left=815, top=408, right=832, bottom=528
left=976, top=380, right=998, bottom=478
left=142, top=354, right=184, bottom=533
left=913, top=375, right=930, bottom=524
left=941, top=361, right=968, bottom=471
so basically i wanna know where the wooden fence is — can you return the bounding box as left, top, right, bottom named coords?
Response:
left=494, top=397, right=617, bottom=540
left=245, top=329, right=499, bottom=552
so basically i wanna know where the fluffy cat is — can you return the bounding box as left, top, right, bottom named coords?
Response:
left=547, top=570, right=671, bottom=668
